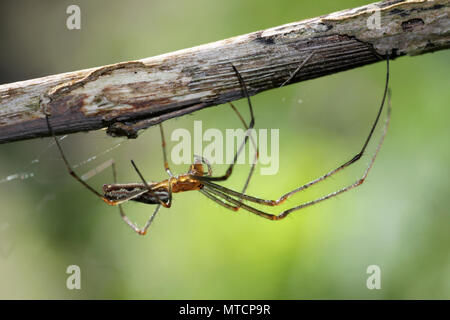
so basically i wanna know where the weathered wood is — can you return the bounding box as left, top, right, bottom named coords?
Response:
left=0, top=0, right=448, bottom=144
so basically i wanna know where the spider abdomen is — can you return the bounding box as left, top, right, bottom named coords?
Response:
left=103, top=183, right=169, bottom=205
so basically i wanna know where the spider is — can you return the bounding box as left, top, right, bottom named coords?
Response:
left=45, top=54, right=391, bottom=235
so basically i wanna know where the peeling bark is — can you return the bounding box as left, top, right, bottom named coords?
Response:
left=0, top=0, right=448, bottom=144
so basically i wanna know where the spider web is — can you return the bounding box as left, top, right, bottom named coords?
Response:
left=0, top=132, right=129, bottom=258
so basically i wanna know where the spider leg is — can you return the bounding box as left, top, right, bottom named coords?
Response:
left=207, top=102, right=259, bottom=211
left=82, top=158, right=149, bottom=204
left=109, top=160, right=161, bottom=235
left=202, top=185, right=275, bottom=220
left=159, top=123, right=174, bottom=178
left=194, top=100, right=259, bottom=210
left=201, top=55, right=390, bottom=208
left=45, top=115, right=120, bottom=205
left=196, top=54, right=311, bottom=208
left=124, top=123, right=175, bottom=211
left=228, top=102, right=259, bottom=194
left=200, top=51, right=312, bottom=184
left=195, top=100, right=259, bottom=211
left=199, top=189, right=239, bottom=212
left=130, top=159, right=172, bottom=208
left=193, top=64, right=260, bottom=211
left=157, top=122, right=176, bottom=206
left=136, top=204, right=162, bottom=235
left=196, top=64, right=255, bottom=182
left=202, top=87, right=392, bottom=220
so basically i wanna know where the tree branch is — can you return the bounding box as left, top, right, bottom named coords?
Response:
left=0, top=0, right=449, bottom=144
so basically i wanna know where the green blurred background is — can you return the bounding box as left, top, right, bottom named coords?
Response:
left=0, top=0, right=448, bottom=299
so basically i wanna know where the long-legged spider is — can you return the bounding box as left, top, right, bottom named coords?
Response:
left=46, top=54, right=391, bottom=235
